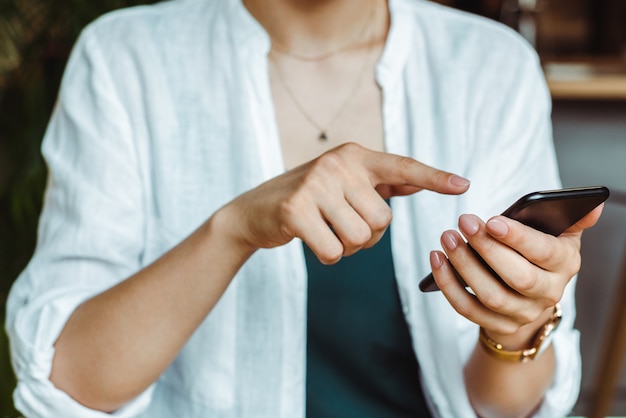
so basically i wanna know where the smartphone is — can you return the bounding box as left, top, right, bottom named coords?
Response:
left=418, top=185, right=610, bottom=292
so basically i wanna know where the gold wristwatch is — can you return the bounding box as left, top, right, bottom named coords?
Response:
left=479, top=303, right=562, bottom=363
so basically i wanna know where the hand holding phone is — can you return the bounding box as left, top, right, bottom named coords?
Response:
left=419, top=186, right=610, bottom=292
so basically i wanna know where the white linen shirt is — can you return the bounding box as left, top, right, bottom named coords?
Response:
left=6, top=0, right=580, bottom=417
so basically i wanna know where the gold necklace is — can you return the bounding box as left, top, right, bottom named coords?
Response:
left=270, top=3, right=373, bottom=63
left=270, top=2, right=376, bottom=142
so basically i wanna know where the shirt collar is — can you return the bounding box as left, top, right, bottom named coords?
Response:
left=226, top=0, right=272, bottom=59
left=377, top=0, right=414, bottom=89
left=224, top=0, right=413, bottom=85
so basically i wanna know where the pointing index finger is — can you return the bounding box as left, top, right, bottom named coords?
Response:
left=366, top=151, right=470, bottom=196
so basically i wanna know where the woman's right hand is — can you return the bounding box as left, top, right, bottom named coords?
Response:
left=221, top=142, right=471, bottom=264
left=50, top=143, right=468, bottom=412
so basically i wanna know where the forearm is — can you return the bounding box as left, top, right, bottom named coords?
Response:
left=47, top=144, right=472, bottom=412
left=464, top=309, right=556, bottom=418
left=50, top=206, right=255, bottom=412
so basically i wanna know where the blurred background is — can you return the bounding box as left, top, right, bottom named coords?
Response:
left=0, top=0, right=625, bottom=417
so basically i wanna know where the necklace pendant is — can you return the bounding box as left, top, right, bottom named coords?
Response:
left=319, top=132, right=328, bottom=141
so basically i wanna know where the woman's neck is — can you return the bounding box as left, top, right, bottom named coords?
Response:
left=244, top=0, right=389, bottom=58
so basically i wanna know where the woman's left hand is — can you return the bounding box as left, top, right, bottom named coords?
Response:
left=430, top=204, right=604, bottom=346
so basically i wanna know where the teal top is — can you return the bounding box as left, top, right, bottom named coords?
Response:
left=305, top=227, right=431, bottom=417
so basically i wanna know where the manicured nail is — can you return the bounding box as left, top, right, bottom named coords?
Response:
left=430, top=251, right=444, bottom=269
left=487, top=218, right=508, bottom=237
left=442, top=231, right=459, bottom=251
left=450, top=175, right=471, bottom=188
left=459, top=214, right=480, bottom=236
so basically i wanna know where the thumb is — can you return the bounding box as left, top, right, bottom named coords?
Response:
left=565, top=203, right=605, bottom=234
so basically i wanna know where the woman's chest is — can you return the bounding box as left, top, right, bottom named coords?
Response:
left=268, top=49, right=386, bottom=170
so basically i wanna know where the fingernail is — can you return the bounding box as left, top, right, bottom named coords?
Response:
left=430, top=251, right=444, bottom=269
left=459, top=214, right=480, bottom=236
left=442, top=231, right=459, bottom=251
left=450, top=175, right=471, bottom=188
left=487, top=218, right=508, bottom=237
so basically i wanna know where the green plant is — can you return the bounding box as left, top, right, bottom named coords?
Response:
left=0, top=0, right=158, bottom=415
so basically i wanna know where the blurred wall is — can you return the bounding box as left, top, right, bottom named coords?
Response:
left=552, top=100, right=626, bottom=416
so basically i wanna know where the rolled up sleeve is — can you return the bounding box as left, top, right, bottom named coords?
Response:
left=5, top=22, right=154, bottom=417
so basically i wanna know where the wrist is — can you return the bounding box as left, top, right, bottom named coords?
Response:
left=479, top=304, right=562, bottom=363
left=204, top=204, right=259, bottom=262
left=484, top=305, right=556, bottom=349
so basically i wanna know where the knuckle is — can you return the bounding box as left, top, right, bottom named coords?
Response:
left=396, top=156, right=417, bottom=182
left=370, top=206, right=393, bottom=231
left=543, top=288, right=563, bottom=307
left=331, top=142, right=364, bottom=165
left=495, top=322, right=521, bottom=336
left=348, top=224, right=372, bottom=247
left=336, top=141, right=362, bottom=154
left=481, top=289, right=508, bottom=312
left=364, top=228, right=388, bottom=249
left=518, top=306, right=543, bottom=325
left=535, top=243, right=557, bottom=265
left=513, top=271, right=539, bottom=293
left=503, top=228, right=525, bottom=249
left=313, top=143, right=360, bottom=173
left=317, top=242, right=344, bottom=265
left=314, top=151, right=345, bottom=173
left=319, top=251, right=343, bottom=265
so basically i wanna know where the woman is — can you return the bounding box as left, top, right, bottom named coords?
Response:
left=6, top=0, right=602, bottom=416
